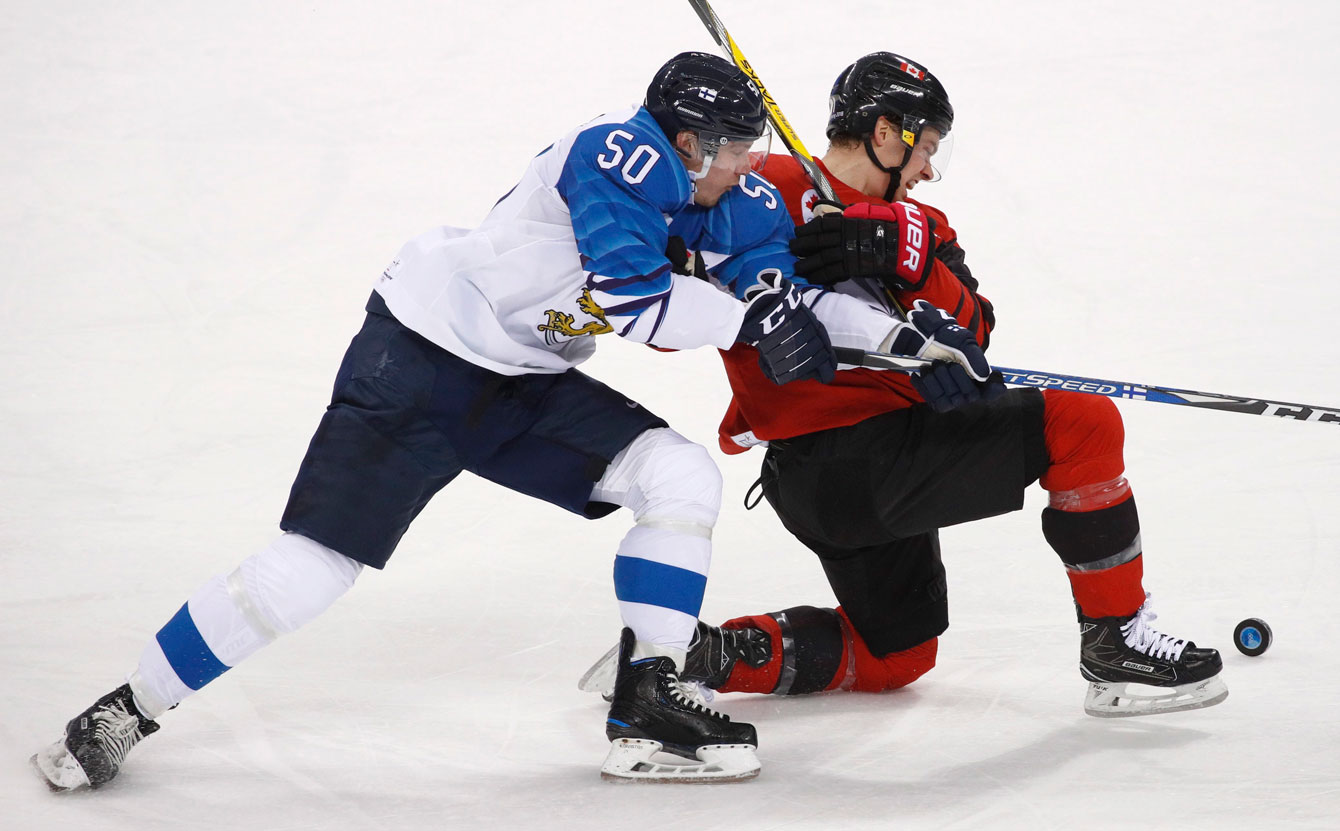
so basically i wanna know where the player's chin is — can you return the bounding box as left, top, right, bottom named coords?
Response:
left=692, top=185, right=730, bottom=207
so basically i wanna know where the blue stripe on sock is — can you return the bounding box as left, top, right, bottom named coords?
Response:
left=155, top=602, right=230, bottom=690
left=613, top=555, right=706, bottom=618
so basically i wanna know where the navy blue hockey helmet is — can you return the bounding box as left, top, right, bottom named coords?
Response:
left=645, top=52, right=768, bottom=156
left=827, top=52, right=953, bottom=144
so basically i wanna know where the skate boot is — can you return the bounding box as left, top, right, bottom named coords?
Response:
left=579, top=619, right=771, bottom=699
left=601, top=628, right=760, bottom=783
left=1079, top=594, right=1228, bottom=717
left=31, top=684, right=161, bottom=791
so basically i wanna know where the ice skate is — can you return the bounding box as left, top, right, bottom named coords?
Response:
left=580, top=619, right=771, bottom=699
left=601, top=628, right=760, bottom=783
left=31, top=684, right=160, bottom=791
left=1079, top=594, right=1227, bottom=717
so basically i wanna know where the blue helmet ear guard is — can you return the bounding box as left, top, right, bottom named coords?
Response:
left=645, top=51, right=767, bottom=157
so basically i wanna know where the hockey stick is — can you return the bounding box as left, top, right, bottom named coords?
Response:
left=689, top=3, right=1338, bottom=427
left=685, top=0, right=840, bottom=203
left=685, top=0, right=919, bottom=321
left=833, top=347, right=1340, bottom=425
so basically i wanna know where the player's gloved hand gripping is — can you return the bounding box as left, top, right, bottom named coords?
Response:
left=737, top=271, right=838, bottom=386
left=886, top=299, right=1005, bottom=412
left=789, top=202, right=936, bottom=291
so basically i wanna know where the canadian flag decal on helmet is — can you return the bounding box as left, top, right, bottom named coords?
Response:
left=899, top=62, right=925, bottom=80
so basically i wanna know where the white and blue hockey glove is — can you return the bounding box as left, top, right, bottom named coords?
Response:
left=885, top=299, right=1003, bottom=412
left=737, top=271, right=837, bottom=386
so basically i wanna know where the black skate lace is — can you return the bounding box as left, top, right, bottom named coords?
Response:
left=93, top=701, right=146, bottom=768
left=1120, top=598, right=1188, bottom=661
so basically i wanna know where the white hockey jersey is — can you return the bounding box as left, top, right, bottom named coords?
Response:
left=374, top=105, right=899, bottom=376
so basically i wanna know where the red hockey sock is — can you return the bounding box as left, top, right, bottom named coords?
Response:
left=1038, top=389, right=1124, bottom=492
left=1067, top=555, right=1146, bottom=619
left=716, top=608, right=938, bottom=694
left=1039, top=389, right=1145, bottom=620
left=832, top=607, right=938, bottom=692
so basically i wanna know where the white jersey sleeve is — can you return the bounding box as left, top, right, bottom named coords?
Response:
left=372, top=106, right=750, bottom=376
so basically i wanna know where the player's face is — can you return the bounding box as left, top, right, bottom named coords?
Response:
left=681, top=133, right=758, bottom=207
left=896, top=127, right=942, bottom=202
left=694, top=142, right=754, bottom=206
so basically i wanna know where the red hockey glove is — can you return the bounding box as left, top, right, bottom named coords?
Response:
left=790, top=201, right=935, bottom=291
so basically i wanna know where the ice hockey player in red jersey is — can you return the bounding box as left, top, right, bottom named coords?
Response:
left=583, top=52, right=1227, bottom=718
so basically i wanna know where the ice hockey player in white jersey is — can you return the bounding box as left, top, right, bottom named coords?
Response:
left=32, top=52, right=950, bottom=787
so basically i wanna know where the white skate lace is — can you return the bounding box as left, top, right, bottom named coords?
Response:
left=1120, top=594, right=1188, bottom=661
left=669, top=677, right=725, bottom=718
left=92, top=701, right=146, bottom=768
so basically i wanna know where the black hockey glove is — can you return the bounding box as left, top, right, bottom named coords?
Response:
left=665, top=235, right=708, bottom=280
left=886, top=299, right=1004, bottom=412
left=737, top=271, right=837, bottom=386
left=790, top=202, right=936, bottom=291
left=912, top=363, right=1007, bottom=413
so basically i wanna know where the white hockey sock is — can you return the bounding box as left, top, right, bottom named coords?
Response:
left=128, top=533, right=362, bottom=718
left=592, top=428, right=721, bottom=658
left=614, top=525, right=711, bottom=666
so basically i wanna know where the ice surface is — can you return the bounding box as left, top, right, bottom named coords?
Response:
left=2, top=2, right=1338, bottom=828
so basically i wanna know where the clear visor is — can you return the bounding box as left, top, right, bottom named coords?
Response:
left=697, top=123, right=773, bottom=172
left=909, top=125, right=953, bottom=183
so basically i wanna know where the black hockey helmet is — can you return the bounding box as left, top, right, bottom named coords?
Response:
left=828, top=52, right=953, bottom=198
left=645, top=51, right=768, bottom=157
left=827, top=51, right=953, bottom=143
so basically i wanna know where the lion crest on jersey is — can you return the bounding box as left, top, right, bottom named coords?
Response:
left=538, top=288, right=614, bottom=343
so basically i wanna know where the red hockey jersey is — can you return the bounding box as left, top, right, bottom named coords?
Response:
left=718, top=155, right=995, bottom=453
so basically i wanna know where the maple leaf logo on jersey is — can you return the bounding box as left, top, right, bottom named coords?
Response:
left=800, top=188, right=820, bottom=223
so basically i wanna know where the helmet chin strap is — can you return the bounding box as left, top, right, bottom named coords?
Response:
left=676, top=143, right=714, bottom=190
left=863, top=136, right=909, bottom=202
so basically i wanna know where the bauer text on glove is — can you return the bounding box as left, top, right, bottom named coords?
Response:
left=789, top=202, right=936, bottom=291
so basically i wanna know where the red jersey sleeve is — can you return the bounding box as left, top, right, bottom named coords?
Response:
left=720, top=155, right=996, bottom=453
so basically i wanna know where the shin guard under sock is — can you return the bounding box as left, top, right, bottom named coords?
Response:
left=1042, top=491, right=1146, bottom=619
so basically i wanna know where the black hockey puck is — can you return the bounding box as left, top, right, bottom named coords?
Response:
left=1233, top=618, right=1272, bottom=656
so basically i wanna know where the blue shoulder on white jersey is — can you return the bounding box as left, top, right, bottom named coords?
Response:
left=558, top=109, right=692, bottom=216
left=552, top=109, right=695, bottom=333
left=669, top=171, right=797, bottom=299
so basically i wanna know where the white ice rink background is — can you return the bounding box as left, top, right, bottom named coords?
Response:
left=2, top=2, right=1338, bottom=828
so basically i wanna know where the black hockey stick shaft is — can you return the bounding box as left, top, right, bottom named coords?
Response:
left=834, top=347, right=1340, bottom=425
